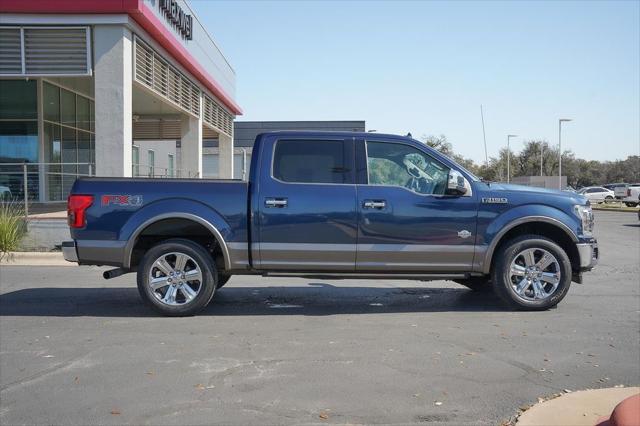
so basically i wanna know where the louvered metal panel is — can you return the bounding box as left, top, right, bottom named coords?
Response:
left=135, top=40, right=153, bottom=87
left=0, top=28, right=22, bottom=74
left=202, top=94, right=233, bottom=137
left=23, top=28, right=89, bottom=75
left=203, top=125, right=217, bottom=139
left=1, top=26, right=90, bottom=76
left=152, top=56, right=168, bottom=97
left=134, top=37, right=201, bottom=118
left=133, top=119, right=181, bottom=140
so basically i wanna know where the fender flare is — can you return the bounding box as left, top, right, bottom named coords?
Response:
left=123, top=212, right=231, bottom=270
left=481, top=215, right=578, bottom=274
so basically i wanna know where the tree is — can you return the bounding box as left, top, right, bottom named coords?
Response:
left=416, top=134, right=637, bottom=187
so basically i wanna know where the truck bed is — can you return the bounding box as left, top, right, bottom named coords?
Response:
left=70, top=177, right=249, bottom=267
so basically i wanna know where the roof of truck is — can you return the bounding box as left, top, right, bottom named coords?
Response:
left=255, top=130, right=413, bottom=140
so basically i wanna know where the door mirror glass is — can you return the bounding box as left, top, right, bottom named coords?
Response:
left=447, top=170, right=468, bottom=195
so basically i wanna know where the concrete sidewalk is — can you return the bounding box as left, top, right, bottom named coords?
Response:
left=516, top=387, right=639, bottom=426
left=0, top=251, right=71, bottom=266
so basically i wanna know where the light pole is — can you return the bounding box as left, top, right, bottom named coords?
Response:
left=507, top=134, right=517, bottom=183
left=558, top=119, right=572, bottom=189
left=540, top=142, right=544, bottom=176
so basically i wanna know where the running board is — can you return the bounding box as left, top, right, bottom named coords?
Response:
left=262, top=272, right=468, bottom=281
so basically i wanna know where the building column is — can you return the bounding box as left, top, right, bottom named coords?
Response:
left=218, top=131, right=234, bottom=179
left=93, top=26, right=132, bottom=177
left=181, top=114, right=202, bottom=178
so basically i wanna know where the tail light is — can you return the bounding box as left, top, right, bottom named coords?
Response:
left=628, top=188, right=631, bottom=197
left=67, top=195, right=94, bottom=228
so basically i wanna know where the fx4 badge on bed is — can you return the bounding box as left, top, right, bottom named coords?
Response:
left=101, top=195, right=143, bottom=207
left=481, top=197, right=508, bottom=204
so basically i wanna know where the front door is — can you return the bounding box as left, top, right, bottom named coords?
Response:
left=356, top=138, right=478, bottom=272
left=256, top=136, right=357, bottom=270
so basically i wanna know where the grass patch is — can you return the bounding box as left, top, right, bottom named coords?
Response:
left=0, top=199, right=27, bottom=260
left=592, top=202, right=638, bottom=212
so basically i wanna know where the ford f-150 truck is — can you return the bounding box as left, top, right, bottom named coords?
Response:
left=63, top=131, right=598, bottom=316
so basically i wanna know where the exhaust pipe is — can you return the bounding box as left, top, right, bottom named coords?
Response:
left=103, top=268, right=129, bottom=280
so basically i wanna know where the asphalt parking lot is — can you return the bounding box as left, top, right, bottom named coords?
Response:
left=1, top=210, right=638, bottom=425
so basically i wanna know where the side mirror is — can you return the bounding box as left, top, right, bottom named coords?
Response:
left=447, top=170, right=468, bottom=195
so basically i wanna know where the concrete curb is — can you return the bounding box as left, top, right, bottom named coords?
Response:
left=592, top=207, right=638, bottom=213
left=0, top=251, right=73, bottom=266
left=516, top=387, right=639, bottom=426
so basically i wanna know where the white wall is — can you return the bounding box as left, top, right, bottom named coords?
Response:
left=133, top=140, right=177, bottom=177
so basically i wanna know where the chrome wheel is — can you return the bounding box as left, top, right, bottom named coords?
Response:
left=148, top=252, right=202, bottom=306
left=509, top=248, right=561, bottom=302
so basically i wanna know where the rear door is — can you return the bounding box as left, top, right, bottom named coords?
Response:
left=256, top=136, right=357, bottom=270
left=355, top=138, right=478, bottom=272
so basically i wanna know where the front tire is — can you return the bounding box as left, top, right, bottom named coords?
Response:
left=492, top=235, right=572, bottom=310
left=217, top=274, right=231, bottom=289
left=137, top=238, right=217, bottom=316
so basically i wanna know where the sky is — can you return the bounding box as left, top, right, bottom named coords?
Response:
left=190, top=0, right=640, bottom=163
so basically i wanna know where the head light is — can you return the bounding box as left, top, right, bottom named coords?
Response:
left=573, top=204, right=594, bottom=237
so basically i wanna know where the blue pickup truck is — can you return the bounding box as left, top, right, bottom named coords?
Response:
left=63, top=131, right=598, bottom=316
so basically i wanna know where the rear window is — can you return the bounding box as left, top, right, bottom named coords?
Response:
left=272, top=139, right=352, bottom=184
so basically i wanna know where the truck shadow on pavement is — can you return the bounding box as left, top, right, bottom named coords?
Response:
left=0, top=282, right=510, bottom=317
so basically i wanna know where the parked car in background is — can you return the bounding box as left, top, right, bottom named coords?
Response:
left=603, top=183, right=627, bottom=192
left=0, top=185, right=12, bottom=200
left=577, top=186, right=615, bottom=203
left=618, top=183, right=640, bottom=207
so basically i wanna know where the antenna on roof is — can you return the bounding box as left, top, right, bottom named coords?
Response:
left=480, top=105, right=488, bottom=166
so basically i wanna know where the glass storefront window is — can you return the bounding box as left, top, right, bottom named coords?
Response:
left=0, top=80, right=37, bottom=120
left=60, top=89, right=76, bottom=128
left=42, top=81, right=95, bottom=201
left=1, top=80, right=95, bottom=202
left=44, top=121, right=62, bottom=201
left=0, top=80, right=38, bottom=200
left=132, top=146, right=140, bottom=176
left=43, top=82, right=60, bottom=123
left=0, top=121, right=38, bottom=163
left=77, top=96, right=90, bottom=131
left=89, top=100, right=94, bottom=133
left=77, top=130, right=91, bottom=175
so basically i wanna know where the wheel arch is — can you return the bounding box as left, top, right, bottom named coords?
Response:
left=123, top=212, right=231, bottom=271
left=481, top=216, right=579, bottom=274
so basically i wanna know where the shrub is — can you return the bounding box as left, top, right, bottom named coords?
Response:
left=0, top=199, right=27, bottom=260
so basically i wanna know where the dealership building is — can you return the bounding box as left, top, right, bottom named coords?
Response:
left=0, top=0, right=241, bottom=202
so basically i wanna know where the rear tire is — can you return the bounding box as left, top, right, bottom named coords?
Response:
left=137, top=238, right=217, bottom=316
left=492, top=235, right=572, bottom=311
left=625, top=202, right=638, bottom=208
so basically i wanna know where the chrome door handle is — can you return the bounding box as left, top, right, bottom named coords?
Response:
left=265, top=198, right=288, bottom=208
left=363, top=200, right=386, bottom=209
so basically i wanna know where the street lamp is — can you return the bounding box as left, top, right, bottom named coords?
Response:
left=558, top=119, right=572, bottom=189
left=540, top=142, right=544, bottom=176
left=507, top=134, right=517, bottom=183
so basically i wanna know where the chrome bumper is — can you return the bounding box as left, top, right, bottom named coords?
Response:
left=62, top=241, right=78, bottom=263
left=577, top=241, right=598, bottom=269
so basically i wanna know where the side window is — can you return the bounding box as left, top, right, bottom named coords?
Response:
left=587, top=188, right=599, bottom=193
left=366, top=141, right=449, bottom=195
left=273, top=139, right=352, bottom=184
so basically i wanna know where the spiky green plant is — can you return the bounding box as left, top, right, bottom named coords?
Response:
left=0, top=199, right=27, bottom=260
